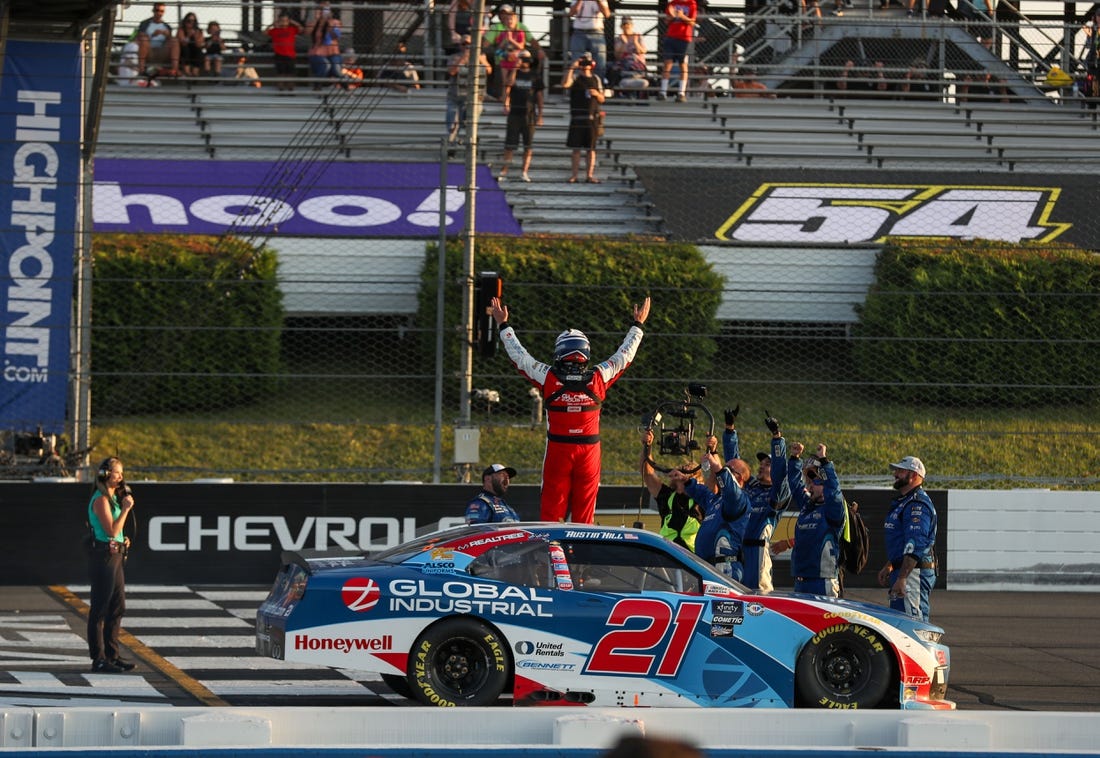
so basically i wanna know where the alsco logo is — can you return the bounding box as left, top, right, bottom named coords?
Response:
left=716, top=183, right=1070, bottom=243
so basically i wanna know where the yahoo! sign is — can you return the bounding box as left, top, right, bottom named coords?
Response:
left=92, top=159, right=521, bottom=237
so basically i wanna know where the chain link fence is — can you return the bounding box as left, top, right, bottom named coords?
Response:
left=4, top=0, right=1099, bottom=487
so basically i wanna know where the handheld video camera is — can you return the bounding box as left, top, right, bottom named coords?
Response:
left=643, top=383, right=714, bottom=473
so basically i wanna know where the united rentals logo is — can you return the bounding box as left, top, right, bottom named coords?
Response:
left=715, top=183, right=1071, bottom=244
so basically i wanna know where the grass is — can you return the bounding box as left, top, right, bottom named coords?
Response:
left=89, top=379, right=1100, bottom=489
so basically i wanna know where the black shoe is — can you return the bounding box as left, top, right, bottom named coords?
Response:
left=111, top=657, right=136, bottom=671
left=91, top=658, right=127, bottom=673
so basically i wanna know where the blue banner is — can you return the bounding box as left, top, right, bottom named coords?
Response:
left=0, top=40, right=81, bottom=435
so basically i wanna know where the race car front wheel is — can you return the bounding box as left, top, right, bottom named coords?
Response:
left=409, top=618, right=511, bottom=707
left=795, top=623, right=893, bottom=709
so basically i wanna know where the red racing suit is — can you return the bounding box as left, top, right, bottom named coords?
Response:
left=499, top=322, right=644, bottom=523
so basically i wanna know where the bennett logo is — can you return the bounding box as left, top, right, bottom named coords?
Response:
left=341, top=577, right=380, bottom=612
left=716, top=183, right=1070, bottom=244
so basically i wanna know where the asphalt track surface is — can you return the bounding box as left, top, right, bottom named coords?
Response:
left=1, top=585, right=1097, bottom=711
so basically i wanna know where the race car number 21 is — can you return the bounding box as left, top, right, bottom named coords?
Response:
left=584, top=599, right=705, bottom=677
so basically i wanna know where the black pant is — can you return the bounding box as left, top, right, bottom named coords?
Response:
left=87, top=550, right=126, bottom=662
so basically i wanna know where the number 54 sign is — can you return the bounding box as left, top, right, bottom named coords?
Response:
left=716, top=184, right=1070, bottom=244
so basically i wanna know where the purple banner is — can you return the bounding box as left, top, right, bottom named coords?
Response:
left=92, top=159, right=521, bottom=237
left=0, top=40, right=81, bottom=436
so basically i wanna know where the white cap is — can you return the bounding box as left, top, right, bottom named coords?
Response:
left=889, top=456, right=926, bottom=478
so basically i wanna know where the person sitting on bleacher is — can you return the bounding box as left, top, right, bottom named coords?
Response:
left=132, top=2, right=181, bottom=78
left=116, top=42, right=158, bottom=87
left=610, top=17, right=650, bottom=97
left=733, top=67, right=775, bottom=98
left=378, top=41, right=422, bottom=93
left=177, top=12, right=205, bottom=78
left=204, top=21, right=225, bottom=78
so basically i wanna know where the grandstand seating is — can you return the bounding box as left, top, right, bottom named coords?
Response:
left=97, top=2, right=1100, bottom=239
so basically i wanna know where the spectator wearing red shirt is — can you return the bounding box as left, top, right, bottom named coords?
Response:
left=266, top=11, right=303, bottom=92
left=660, top=0, right=697, bottom=102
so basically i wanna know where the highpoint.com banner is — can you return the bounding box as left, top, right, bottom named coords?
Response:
left=0, top=40, right=81, bottom=435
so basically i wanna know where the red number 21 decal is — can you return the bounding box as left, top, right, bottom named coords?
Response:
left=584, top=598, right=705, bottom=677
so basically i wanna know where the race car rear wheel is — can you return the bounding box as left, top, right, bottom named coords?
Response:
left=409, top=618, right=511, bottom=707
left=795, top=623, right=892, bottom=709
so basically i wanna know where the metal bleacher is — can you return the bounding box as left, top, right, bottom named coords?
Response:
left=96, top=4, right=1100, bottom=239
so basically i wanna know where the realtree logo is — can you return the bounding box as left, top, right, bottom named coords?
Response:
left=716, top=183, right=1070, bottom=243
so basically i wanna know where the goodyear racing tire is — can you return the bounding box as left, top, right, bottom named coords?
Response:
left=381, top=674, right=413, bottom=699
left=410, top=618, right=511, bottom=707
left=795, top=623, right=892, bottom=709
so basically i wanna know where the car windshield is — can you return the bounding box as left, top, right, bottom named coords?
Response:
left=371, top=524, right=493, bottom=564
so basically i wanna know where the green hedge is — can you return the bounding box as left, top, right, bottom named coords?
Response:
left=416, top=236, right=724, bottom=415
left=91, top=234, right=284, bottom=414
left=852, top=241, right=1100, bottom=405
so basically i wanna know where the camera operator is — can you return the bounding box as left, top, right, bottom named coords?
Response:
left=561, top=52, right=605, bottom=183
left=86, top=457, right=137, bottom=674
left=721, top=406, right=790, bottom=593
left=669, top=437, right=751, bottom=581
left=640, top=429, right=704, bottom=551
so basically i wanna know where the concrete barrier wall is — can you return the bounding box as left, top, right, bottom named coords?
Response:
left=4, top=481, right=1099, bottom=589
left=2, top=706, right=1100, bottom=753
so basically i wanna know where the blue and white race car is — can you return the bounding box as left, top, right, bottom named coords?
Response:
left=255, top=523, right=952, bottom=709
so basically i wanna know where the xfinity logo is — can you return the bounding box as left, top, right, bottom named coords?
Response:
left=147, top=515, right=462, bottom=551
left=716, top=184, right=1070, bottom=243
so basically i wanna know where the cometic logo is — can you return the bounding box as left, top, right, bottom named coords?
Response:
left=341, top=577, right=380, bottom=612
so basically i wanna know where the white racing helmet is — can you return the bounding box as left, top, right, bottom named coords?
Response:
left=554, top=329, right=591, bottom=365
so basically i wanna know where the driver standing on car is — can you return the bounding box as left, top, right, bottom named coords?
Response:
left=490, top=295, right=650, bottom=524
left=465, top=463, right=520, bottom=523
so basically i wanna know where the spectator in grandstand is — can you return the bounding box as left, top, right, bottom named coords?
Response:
left=445, top=35, right=490, bottom=145
left=447, top=0, right=488, bottom=56
left=378, top=41, right=422, bottom=93
left=306, top=1, right=343, bottom=90
left=640, top=429, right=704, bottom=552
left=957, top=71, right=1011, bottom=102
left=610, top=16, right=650, bottom=96
left=898, top=57, right=941, bottom=100
left=568, top=0, right=611, bottom=87
left=177, top=12, right=205, bottom=77
left=485, top=5, right=528, bottom=102
left=1081, top=5, right=1100, bottom=101
left=770, top=438, right=846, bottom=597
left=659, top=0, right=696, bottom=102
left=959, top=0, right=995, bottom=48
left=732, top=67, right=775, bottom=97
left=266, top=12, right=302, bottom=92
left=722, top=407, right=790, bottom=592
left=465, top=464, right=520, bottom=524
left=341, top=48, right=364, bottom=89
left=669, top=438, right=752, bottom=582
left=116, top=41, right=158, bottom=87
left=497, top=50, right=543, bottom=183
left=133, top=3, right=181, bottom=77
left=235, top=50, right=262, bottom=88
left=204, top=20, right=224, bottom=77
left=878, top=456, right=938, bottom=621
left=836, top=58, right=889, bottom=95
left=562, top=53, right=605, bottom=183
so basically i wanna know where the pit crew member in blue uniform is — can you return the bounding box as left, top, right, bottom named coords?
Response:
left=772, top=437, right=846, bottom=597
left=465, top=463, right=520, bottom=523
left=670, top=439, right=751, bottom=581
left=878, top=455, right=938, bottom=621
left=721, top=406, right=791, bottom=593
